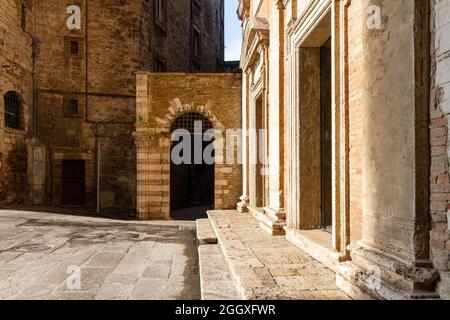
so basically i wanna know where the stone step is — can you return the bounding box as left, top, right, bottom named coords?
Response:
left=206, top=210, right=352, bottom=300
left=196, top=218, right=218, bottom=245
left=198, top=244, right=241, bottom=300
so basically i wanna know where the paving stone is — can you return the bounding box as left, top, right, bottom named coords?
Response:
left=131, top=278, right=168, bottom=300
left=0, top=210, right=200, bottom=300
left=142, top=261, right=172, bottom=279
left=96, top=283, right=134, bottom=300
left=198, top=244, right=240, bottom=300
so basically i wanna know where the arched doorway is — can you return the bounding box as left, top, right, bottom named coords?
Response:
left=170, top=112, right=215, bottom=220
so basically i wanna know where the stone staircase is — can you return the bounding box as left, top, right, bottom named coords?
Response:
left=196, top=218, right=241, bottom=300
left=196, top=210, right=351, bottom=300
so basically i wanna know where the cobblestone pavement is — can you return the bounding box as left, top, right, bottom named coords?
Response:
left=208, top=211, right=351, bottom=300
left=0, top=210, right=200, bottom=300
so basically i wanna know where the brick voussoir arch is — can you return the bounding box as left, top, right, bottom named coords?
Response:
left=146, top=98, right=231, bottom=214
left=153, top=98, right=226, bottom=133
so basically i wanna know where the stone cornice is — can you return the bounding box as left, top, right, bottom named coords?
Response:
left=240, top=17, right=270, bottom=70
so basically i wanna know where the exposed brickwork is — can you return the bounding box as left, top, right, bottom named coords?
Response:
left=134, top=73, right=242, bottom=220
left=0, top=0, right=33, bottom=205
left=347, top=0, right=364, bottom=246
left=430, top=0, right=450, bottom=299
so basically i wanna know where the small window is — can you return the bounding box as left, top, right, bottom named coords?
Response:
left=67, top=99, right=79, bottom=115
left=4, top=91, right=21, bottom=130
left=70, top=41, right=79, bottom=55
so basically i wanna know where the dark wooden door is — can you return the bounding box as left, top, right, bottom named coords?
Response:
left=62, top=160, right=85, bottom=206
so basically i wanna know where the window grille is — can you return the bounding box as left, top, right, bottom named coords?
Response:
left=4, top=91, right=20, bottom=129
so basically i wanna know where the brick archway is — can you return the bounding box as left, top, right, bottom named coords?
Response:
left=153, top=98, right=226, bottom=133
left=134, top=98, right=231, bottom=220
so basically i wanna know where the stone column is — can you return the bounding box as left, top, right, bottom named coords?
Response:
left=264, top=1, right=286, bottom=226
left=237, top=71, right=250, bottom=212
left=351, top=0, right=438, bottom=299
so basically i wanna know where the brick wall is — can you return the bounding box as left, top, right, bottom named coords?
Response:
left=31, top=0, right=224, bottom=213
left=0, top=0, right=33, bottom=205
left=347, top=0, right=364, bottom=245
left=135, top=73, right=242, bottom=220
left=430, top=0, right=450, bottom=299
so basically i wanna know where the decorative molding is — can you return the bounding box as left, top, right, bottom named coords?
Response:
left=241, top=17, right=270, bottom=70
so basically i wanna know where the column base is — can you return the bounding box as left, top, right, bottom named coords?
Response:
left=248, top=206, right=286, bottom=236
left=236, top=195, right=249, bottom=213
left=340, top=242, right=440, bottom=300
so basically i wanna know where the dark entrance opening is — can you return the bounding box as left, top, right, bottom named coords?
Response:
left=170, top=112, right=215, bottom=220
left=62, top=160, right=85, bottom=206
left=320, top=38, right=333, bottom=231
left=255, top=95, right=265, bottom=208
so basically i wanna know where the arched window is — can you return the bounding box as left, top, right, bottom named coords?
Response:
left=4, top=91, right=21, bottom=129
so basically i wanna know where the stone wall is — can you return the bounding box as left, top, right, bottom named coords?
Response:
left=0, top=0, right=33, bottom=205
left=147, top=0, right=224, bottom=73
left=134, top=73, right=242, bottom=220
left=430, top=0, right=450, bottom=299
left=30, top=0, right=225, bottom=214
left=33, top=0, right=139, bottom=213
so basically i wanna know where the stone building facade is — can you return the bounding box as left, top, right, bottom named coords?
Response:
left=237, top=0, right=450, bottom=299
left=1, top=0, right=227, bottom=214
left=0, top=0, right=33, bottom=205
left=134, top=73, right=242, bottom=220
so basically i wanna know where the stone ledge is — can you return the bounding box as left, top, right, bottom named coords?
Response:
left=198, top=244, right=241, bottom=300
left=196, top=219, right=218, bottom=245
left=285, top=227, right=341, bottom=272
left=207, top=210, right=351, bottom=300
left=349, top=244, right=440, bottom=300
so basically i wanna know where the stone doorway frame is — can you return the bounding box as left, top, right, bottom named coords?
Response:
left=134, top=93, right=229, bottom=220
left=285, top=0, right=350, bottom=258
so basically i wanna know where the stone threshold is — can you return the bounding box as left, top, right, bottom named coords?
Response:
left=284, top=227, right=342, bottom=272
left=204, top=210, right=351, bottom=300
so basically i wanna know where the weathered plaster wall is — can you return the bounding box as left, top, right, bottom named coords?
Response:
left=0, top=0, right=33, bottom=205
left=430, top=0, right=450, bottom=300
